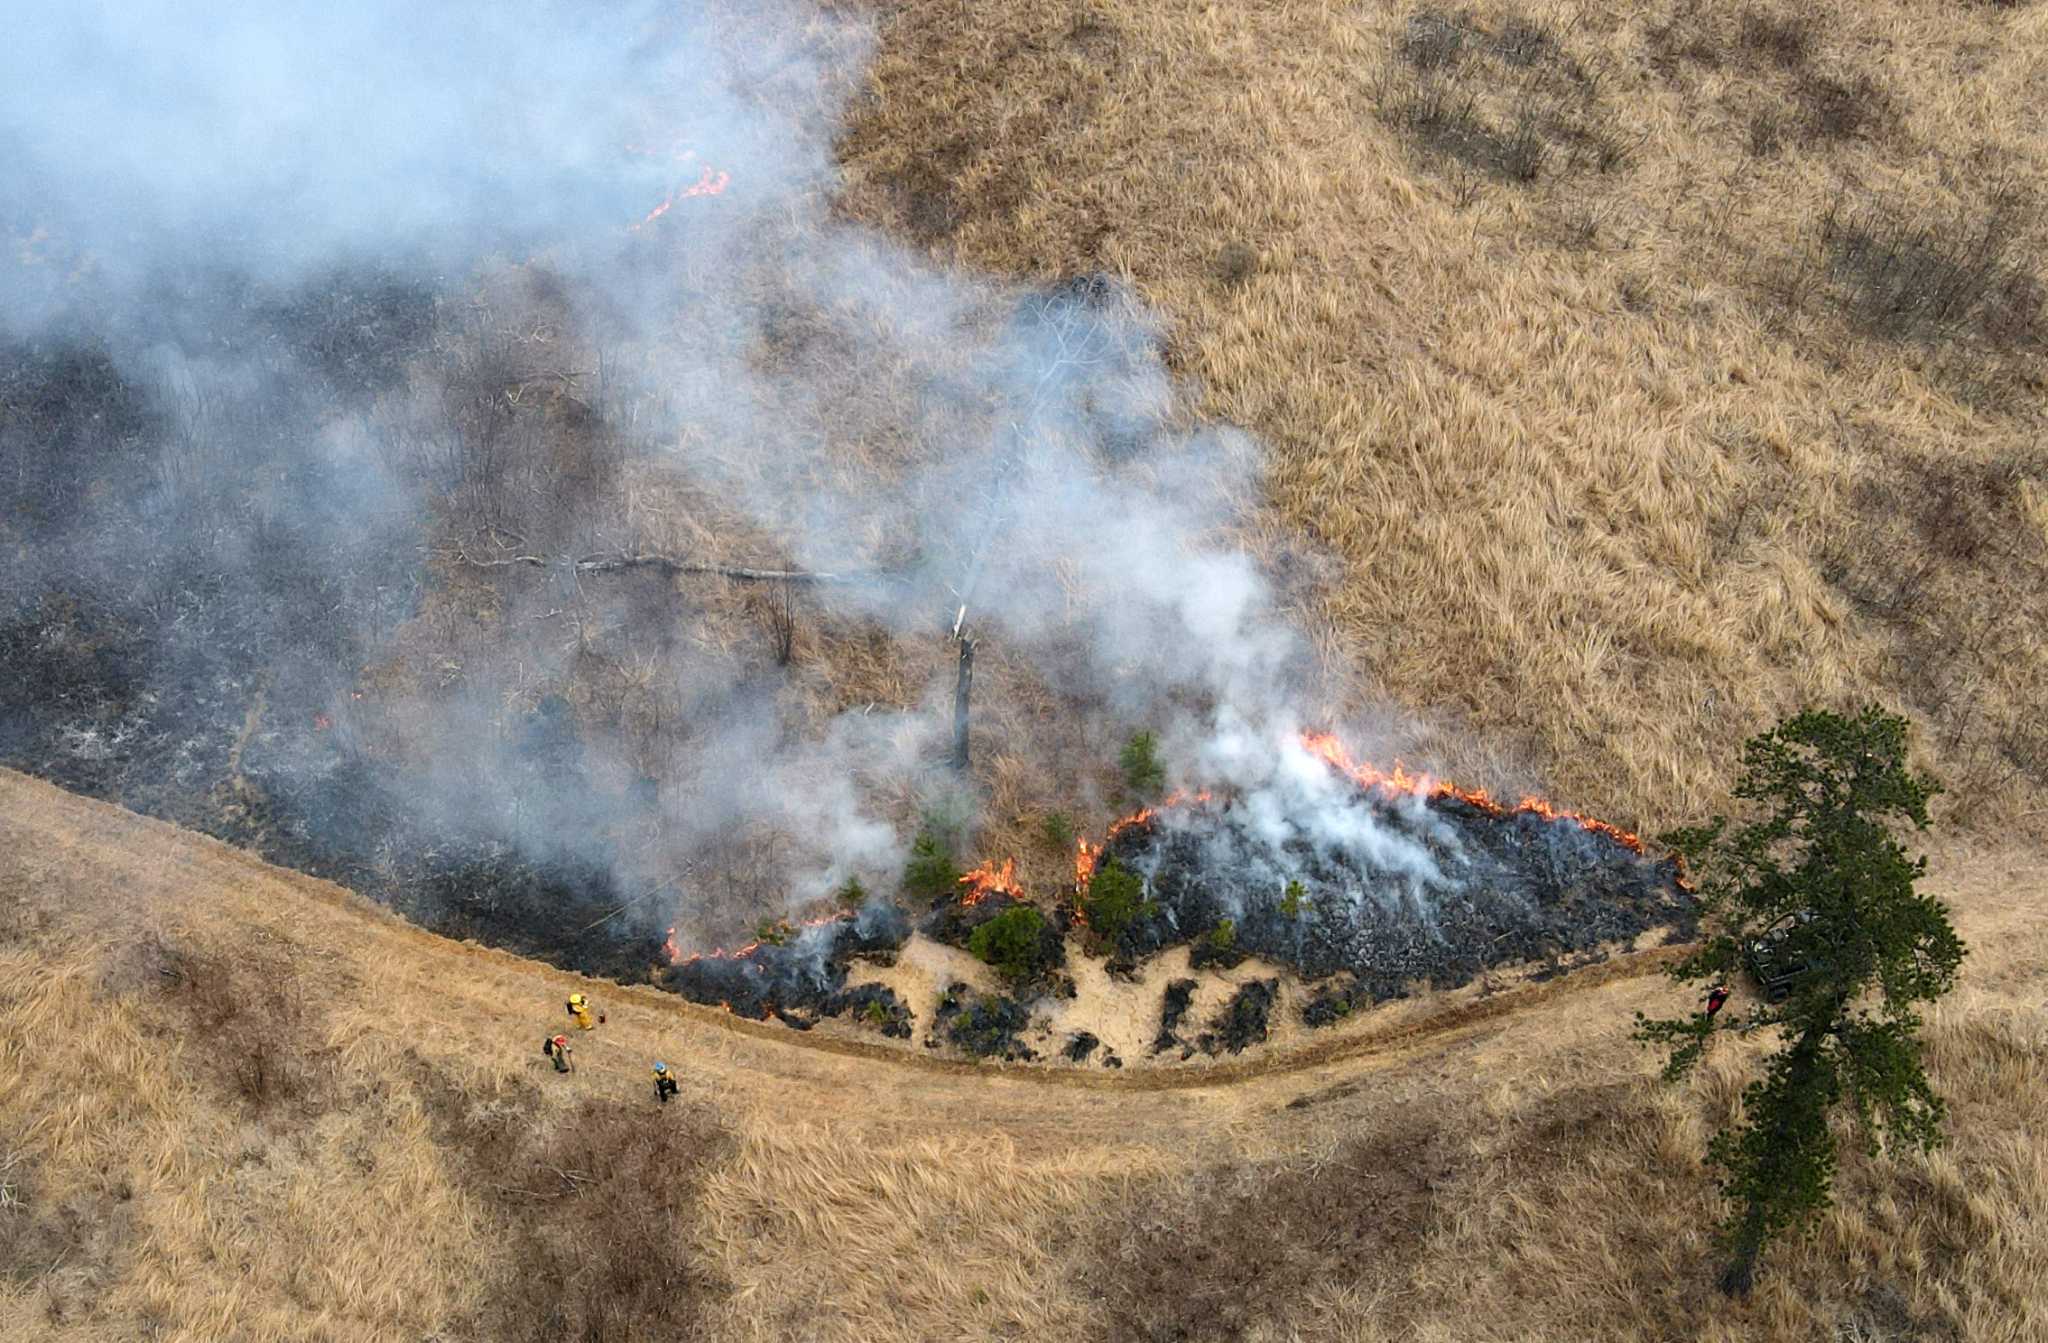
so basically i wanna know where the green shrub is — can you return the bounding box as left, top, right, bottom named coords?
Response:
left=1120, top=731, right=1165, bottom=800
left=1208, top=919, right=1237, bottom=953
left=1279, top=880, right=1309, bottom=918
left=835, top=876, right=868, bottom=909
left=1040, top=811, right=1076, bottom=850
left=901, top=828, right=960, bottom=904
left=968, top=905, right=1051, bottom=986
left=1081, top=858, right=1152, bottom=948
left=754, top=918, right=794, bottom=947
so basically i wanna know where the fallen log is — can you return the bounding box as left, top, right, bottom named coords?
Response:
left=450, top=547, right=905, bottom=585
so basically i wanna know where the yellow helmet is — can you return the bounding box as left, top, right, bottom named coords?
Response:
left=568, top=993, right=585, bottom=1008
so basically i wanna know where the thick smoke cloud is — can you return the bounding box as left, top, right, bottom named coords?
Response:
left=1, top=0, right=1438, bottom=956
left=1, top=0, right=850, bottom=322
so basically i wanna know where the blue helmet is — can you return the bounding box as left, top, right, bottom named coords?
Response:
left=653, top=1061, right=668, bottom=1073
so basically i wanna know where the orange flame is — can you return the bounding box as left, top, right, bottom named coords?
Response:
left=958, top=857, right=1022, bottom=906
left=663, top=909, right=850, bottom=966
left=1105, top=789, right=1215, bottom=841
left=1296, top=730, right=1647, bottom=855
left=632, top=165, right=731, bottom=231
left=1074, top=838, right=1100, bottom=889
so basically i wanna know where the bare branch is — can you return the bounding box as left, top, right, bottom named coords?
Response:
left=446, top=546, right=905, bottom=586
left=570, top=553, right=900, bottom=585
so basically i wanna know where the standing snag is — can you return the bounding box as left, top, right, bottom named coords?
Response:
left=1635, top=705, right=1965, bottom=1296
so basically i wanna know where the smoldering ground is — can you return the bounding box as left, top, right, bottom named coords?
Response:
left=0, top=0, right=1649, bottom=1004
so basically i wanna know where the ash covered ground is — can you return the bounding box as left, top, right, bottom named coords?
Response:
left=652, top=788, right=1693, bottom=1055
left=1100, top=793, right=1693, bottom=1005
left=4, top=2, right=1696, bottom=1068
left=660, top=904, right=912, bottom=1030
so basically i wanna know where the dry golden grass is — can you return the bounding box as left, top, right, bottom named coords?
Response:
left=3, top=768, right=2044, bottom=1341
left=13, top=0, right=2048, bottom=1336
left=833, top=0, right=2048, bottom=844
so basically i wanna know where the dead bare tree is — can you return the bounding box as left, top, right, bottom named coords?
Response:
left=951, top=636, right=975, bottom=770
left=942, top=282, right=1123, bottom=772
left=768, top=580, right=797, bottom=667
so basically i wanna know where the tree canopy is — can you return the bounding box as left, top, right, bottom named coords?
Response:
left=1635, top=705, right=1965, bottom=1295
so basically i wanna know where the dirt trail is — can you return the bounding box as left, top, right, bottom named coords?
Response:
left=0, top=766, right=1697, bottom=1095
left=5, top=763, right=2039, bottom=1121
left=7, top=765, right=2044, bottom=1342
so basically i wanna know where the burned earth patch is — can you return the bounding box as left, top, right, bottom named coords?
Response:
left=1065, top=1032, right=1124, bottom=1067
left=818, top=982, right=914, bottom=1039
left=1196, top=978, right=1278, bottom=1056
left=1300, top=976, right=1368, bottom=1027
left=660, top=903, right=911, bottom=1027
left=921, top=888, right=1070, bottom=996
left=1097, top=789, right=1690, bottom=1017
left=927, top=981, right=1036, bottom=1060
left=1151, top=977, right=1199, bottom=1056
left=922, top=887, right=1064, bottom=952
left=0, top=274, right=695, bottom=996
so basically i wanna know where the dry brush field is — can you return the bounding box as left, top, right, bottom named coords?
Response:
left=2, top=769, right=2044, bottom=1342
left=7, top=0, right=2048, bottom=1337
left=836, top=0, right=2048, bottom=848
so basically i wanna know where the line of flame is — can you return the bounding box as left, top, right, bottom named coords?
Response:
left=1073, top=838, right=1100, bottom=890
left=664, top=734, right=1665, bottom=967
left=1296, top=730, right=1648, bottom=854
left=631, top=166, right=731, bottom=232
left=663, top=908, right=852, bottom=967
left=1105, top=789, right=1215, bottom=841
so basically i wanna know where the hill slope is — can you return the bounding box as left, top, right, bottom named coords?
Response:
left=4, top=770, right=2043, bottom=1341
left=838, top=0, right=2048, bottom=843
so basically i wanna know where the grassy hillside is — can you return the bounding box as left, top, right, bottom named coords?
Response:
left=8, top=0, right=2048, bottom=1338
left=837, top=0, right=2048, bottom=841
left=4, top=773, right=2044, bottom=1341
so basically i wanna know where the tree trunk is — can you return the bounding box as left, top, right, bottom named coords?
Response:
left=951, top=636, right=975, bottom=770
left=1719, top=1206, right=1764, bottom=1297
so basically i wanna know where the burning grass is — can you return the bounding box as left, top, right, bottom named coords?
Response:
left=653, top=731, right=1688, bottom=1055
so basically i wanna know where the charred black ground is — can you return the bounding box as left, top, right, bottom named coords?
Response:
left=0, top=278, right=679, bottom=982
left=658, top=905, right=912, bottom=1027
left=1097, top=793, right=1693, bottom=1008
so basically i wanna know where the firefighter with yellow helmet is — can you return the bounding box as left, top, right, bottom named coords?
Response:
left=566, top=992, right=602, bottom=1031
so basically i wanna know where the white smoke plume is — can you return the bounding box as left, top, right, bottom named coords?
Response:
left=0, top=0, right=1444, bottom=951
